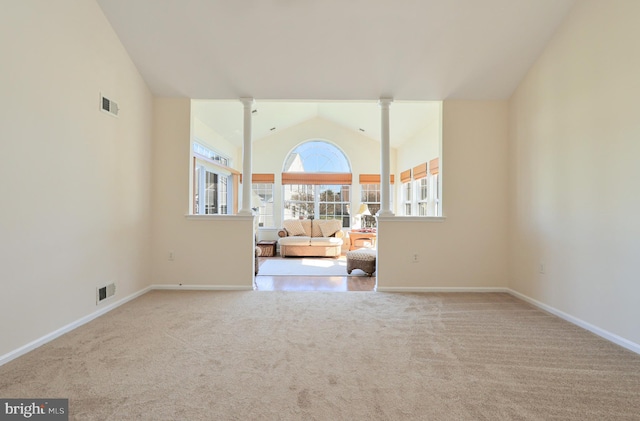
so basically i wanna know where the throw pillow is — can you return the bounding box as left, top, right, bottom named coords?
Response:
left=311, top=220, right=323, bottom=237
left=283, top=219, right=307, bottom=236
left=319, top=219, right=342, bottom=237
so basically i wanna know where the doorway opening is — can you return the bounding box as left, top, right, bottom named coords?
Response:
left=190, top=100, right=442, bottom=290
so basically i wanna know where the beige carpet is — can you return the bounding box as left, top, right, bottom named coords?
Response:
left=1, top=291, right=639, bottom=420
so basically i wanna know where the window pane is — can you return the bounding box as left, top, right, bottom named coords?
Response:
left=220, top=176, right=228, bottom=214
left=283, top=141, right=350, bottom=172
left=419, top=178, right=428, bottom=200
left=194, top=167, right=201, bottom=213
left=284, top=184, right=315, bottom=220
left=418, top=203, right=428, bottom=216
left=194, top=142, right=230, bottom=166
left=318, top=184, right=351, bottom=227
left=283, top=184, right=352, bottom=227
left=403, top=181, right=412, bottom=216
left=252, top=183, right=275, bottom=227
left=360, top=183, right=380, bottom=227
left=205, top=172, right=218, bottom=214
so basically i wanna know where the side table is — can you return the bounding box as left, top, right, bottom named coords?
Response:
left=348, top=231, right=377, bottom=251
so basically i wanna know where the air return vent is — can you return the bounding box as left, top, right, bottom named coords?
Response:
left=96, top=283, right=116, bottom=304
left=100, top=94, right=119, bottom=117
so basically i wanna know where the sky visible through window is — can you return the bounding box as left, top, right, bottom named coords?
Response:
left=285, top=141, right=350, bottom=173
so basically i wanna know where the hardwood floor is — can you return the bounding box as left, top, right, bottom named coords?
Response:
left=255, top=256, right=376, bottom=292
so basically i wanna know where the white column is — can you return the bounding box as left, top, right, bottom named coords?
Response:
left=238, top=97, right=254, bottom=216
left=378, top=98, right=394, bottom=216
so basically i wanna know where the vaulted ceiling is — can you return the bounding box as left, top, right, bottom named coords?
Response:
left=96, top=0, right=577, bottom=100
left=96, top=0, right=577, bottom=146
left=191, top=100, right=442, bottom=147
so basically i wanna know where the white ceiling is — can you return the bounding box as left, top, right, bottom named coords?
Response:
left=192, top=100, right=442, bottom=147
left=96, top=0, right=577, bottom=147
left=96, top=0, right=577, bottom=101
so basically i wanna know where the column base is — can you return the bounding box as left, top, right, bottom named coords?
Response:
left=376, top=210, right=395, bottom=217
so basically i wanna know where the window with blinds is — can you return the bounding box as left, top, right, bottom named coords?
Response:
left=400, top=159, right=440, bottom=217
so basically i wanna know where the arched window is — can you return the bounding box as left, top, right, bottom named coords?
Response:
left=282, top=141, right=352, bottom=227
left=283, top=140, right=351, bottom=173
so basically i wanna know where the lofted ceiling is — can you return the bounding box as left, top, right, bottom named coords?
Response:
left=96, top=0, right=577, bottom=146
left=96, top=0, right=577, bottom=101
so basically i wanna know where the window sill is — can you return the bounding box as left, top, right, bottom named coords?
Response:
left=185, top=214, right=254, bottom=221
left=376, top=216, right=446, bottom=223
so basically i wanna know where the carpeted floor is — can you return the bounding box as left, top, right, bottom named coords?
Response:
left=1, top=291, right=639, bottom=420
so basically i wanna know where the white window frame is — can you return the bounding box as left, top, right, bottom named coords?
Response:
left=194, top=142, right=229, bottom=166
left=192, top=141, right=233, bottom=215
left=360, top=183, right=380, bottom=227
left=252, top=182, right=275, bottom=228
left=416, top=177, right=428, bottom=216
left=195, top=165, right=232, bottom=215
left=431, top=173, right=440, bottom=216
left=317, top=184, right=351, bottom=228
left=283, top=184, right=351, bottom=228
left=402, top=181, right=412, bottom=216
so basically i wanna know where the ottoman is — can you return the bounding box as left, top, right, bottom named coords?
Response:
left=346, top=249, right=377, bottom=276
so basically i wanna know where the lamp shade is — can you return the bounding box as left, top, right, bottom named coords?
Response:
left=357, top=203, right=371, bottom=215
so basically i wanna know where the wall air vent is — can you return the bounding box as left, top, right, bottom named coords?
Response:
left=100, top=94, right=119, bottom=117
left=96, top=283, right=116, bottom=304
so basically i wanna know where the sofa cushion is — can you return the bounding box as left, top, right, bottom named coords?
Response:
left=279, top=236, right=312, bottom=246
left=310, top=237, right=343, bottom=247
left=283, top=219, right=307, bottom=236
left=318, top=219, right=343, bottom=237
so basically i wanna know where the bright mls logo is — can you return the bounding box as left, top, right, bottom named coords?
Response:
left=0, top=400, right=68, bottom=421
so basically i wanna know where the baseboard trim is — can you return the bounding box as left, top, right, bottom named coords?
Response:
left=376, top=286, right=510, bottom=293
left=150, top=284, right=253, bottom=291
left=0, top=286, right=152, bottom=367
left=4, top=284, right=637, bottom=367
left=507, top=289, right=640, bottom=355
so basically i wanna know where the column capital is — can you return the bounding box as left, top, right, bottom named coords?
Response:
left=240, top=97, right=254, bottom=107
left=379, top=97, right=394, bottom=108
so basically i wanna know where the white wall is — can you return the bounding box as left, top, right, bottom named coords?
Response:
left=150, top=99, right=254, bottom=288
left=508, top=0, right=640, bottom=345
left=395, top=107, right=442, bottom=214
left=192, top=117, right=241, bottom=168
left=0, top=0, right=153, bottom=357
left=378, top=101, right=509, bottom=290
left=396, top=107, right=441, bottom=172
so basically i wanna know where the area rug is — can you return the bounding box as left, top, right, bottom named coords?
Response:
left=258, top=257, right=351, bottom=276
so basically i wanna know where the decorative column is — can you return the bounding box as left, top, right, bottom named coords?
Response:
left=378, top=98, right=394, bottom=216
left=238, top=97, right=254, bottom=216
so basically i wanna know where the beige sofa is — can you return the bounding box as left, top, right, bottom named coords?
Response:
left=278, top=219, right=345, bottom=257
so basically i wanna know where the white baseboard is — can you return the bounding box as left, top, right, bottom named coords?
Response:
left=375, top=286, right=640, bottom=355
left=0, top=286, right=152, bottom=367
left=376, top=286, right=510, bottom=293
left=4, top=284, right=637, bottom=367
left=507, top=289, right=640, bottom=355
left=0, top=284, right=253, bottom=367
left=150, top=284, right=253, bottom=291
